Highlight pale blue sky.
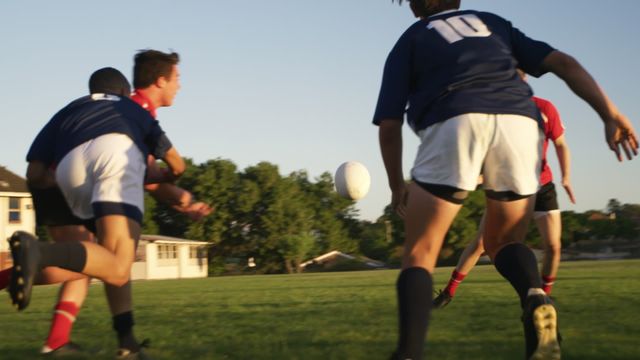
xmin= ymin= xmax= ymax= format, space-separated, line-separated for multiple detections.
xmin=1 ymin=1 xmax=638 ymax=221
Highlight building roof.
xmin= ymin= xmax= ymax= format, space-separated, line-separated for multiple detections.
xmin=0 ymin=166 xmax=29 ymax=193
xmin=300 ymin=250 xmax=387 ymax=270
xmin=140 ymin=234 xmax=209 ymax=245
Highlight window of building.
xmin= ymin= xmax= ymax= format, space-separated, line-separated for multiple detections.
xmin=9 ymin=197 xmax=21 ymax=223
xmin=189 ymin=246 xmax=204 ymax=259
xmin=157 ymin=244 xmax=177 ymax=260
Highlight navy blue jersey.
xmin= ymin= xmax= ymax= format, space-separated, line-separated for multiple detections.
xmin=27 ymin=94 xmax=172 ymax=166
xmin=373 ymin=10 xmax=555 ymax=132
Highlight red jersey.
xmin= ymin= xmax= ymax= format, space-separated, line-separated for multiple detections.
xmin=131 ymin=90 xmax=157 ymax=119
xmin=533 ymin=96 xmax=565 ymax=186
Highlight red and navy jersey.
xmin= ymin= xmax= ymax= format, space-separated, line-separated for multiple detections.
xmin=131 ymin=90 xmax=157 ymax=118
xmin=373 ymin=10 xmax=555 ymax=132
xmin=26 ymin=94 xmax=172 ymax=167
xmin=534 ymin=96 xmax=565 ymax=185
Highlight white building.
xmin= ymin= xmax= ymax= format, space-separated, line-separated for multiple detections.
xmin=0 ymin=166 xmax=35 ymax=270
xmin=132 ymin=234 xmax=209 ymax=280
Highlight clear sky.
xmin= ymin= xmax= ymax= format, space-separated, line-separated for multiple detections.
xmin=1 ymin=1 xmax=638 ymax=221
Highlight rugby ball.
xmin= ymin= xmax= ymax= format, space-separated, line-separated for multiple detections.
xmin=334 ymin=161 xmax=371 ymax=200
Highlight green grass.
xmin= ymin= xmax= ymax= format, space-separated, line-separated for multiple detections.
xmin=1 ymin=260 xmax=639 ymax=359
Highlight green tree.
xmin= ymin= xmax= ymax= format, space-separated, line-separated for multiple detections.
xmin=298 ymin=171 xmax=358 ymax=256
xmin=607 ymin=198 xmax=622 ymax=214
xmin=278 ymin=232 xmax=315 ymax=273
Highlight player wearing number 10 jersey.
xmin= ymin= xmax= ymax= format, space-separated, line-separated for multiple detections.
xmin=376 ymin=1 xmax=638 ymax=359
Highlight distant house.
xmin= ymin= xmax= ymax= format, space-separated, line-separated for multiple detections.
xmin=131 ymin=234 xmax=209 ymax=280
xmin=0 ymin=166 xmax=35 ymax=270
xmin=300 ymin=250 xmax=386 ymax=272
xmin=587 ymin=211 xmax=616 ymax=221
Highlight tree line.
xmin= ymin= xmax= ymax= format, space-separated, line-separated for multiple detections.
xmin=31 ymin=158 xmax=638 ymax=274
xmin=132 ymin=159 xmax=640 ymax=274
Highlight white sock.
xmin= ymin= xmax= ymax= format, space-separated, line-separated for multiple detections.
xmin=527 ymin=288 xmax=546 ymax=297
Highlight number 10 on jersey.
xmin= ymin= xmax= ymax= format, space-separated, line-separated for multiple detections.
xmin=428 ymin=14 xmax=492 ymax=44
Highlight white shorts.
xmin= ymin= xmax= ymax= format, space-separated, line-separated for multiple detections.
xmin=411 ymin=113 xmax=543 ymax=196
xmin=55 ymin=134 xmax=146 ymax=223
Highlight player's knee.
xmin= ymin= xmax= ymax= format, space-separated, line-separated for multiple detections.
xmin=110 ymin=273 xmax=130 ymax=287
xmin=109 ymin=263 xmax=132 ymax=287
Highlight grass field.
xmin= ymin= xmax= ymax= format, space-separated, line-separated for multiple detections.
xmin=1 ymin=259 xmax=639 ymax=359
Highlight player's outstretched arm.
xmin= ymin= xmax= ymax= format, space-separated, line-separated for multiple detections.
xmin=379 ymin=119 xmax=407 ymax=217
xmin=541 ymin=51 xmax=639 ymax=161
xmin=552 ymin=135 xmax=576 ymax=204
xmin=145 ymin=147 xmax=186 ymax=184
xmin=147 ymin=183 xmax=213 ymax=221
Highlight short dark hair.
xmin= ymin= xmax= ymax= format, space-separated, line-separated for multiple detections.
xmin=88 ymin=67 xmax=131 ymax=96
xmin=133 ymin=50 xmax=180 ymax=89
xmin=392 ymin=0 xmax=461 ymax=15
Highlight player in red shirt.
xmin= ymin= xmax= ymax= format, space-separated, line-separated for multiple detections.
xmin=28 ymin=51 xmax=212 ymax=358
xmin=433 ymin=91 xmax=576 ymax=308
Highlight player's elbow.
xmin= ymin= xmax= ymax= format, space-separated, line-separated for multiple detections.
xmin=163 ymin=147 xmax=186 ymax=180
xmin=169 ymin=162 xmax=186 ymax=178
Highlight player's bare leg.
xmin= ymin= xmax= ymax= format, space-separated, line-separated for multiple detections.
xmin=104 ymin=281 xmax=148 ymax=357
xmin=394 ymin=182 xmax=462 ymax=359
xmin=8 ymin=215 xmax=138 ymax=311
xmin=535 ymin=210 xmax=562 ymax=294
xmin=484 ymin=196 xmax=560 ymax=360
xmin=455 ymin=214 xmax=487 ymax=275
xmin=433 ymin=214 xmax=486 ymax=308
xmin=48 ymin=226 xmax=93 ymax=305
xmin=41 ymin=225 xmax=93 ymax=354
xmin=80 ymin=215 xmax=139 ymax=286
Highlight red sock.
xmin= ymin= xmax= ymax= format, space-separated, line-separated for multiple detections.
xmin=44 ymin=301 xmax=79 ymax=351
xmin=542 ymin=275 xmax=556 ymax=295
xmin=0 ymin=267 xmax=12 ymax=290
xmin=444 ymin=270 xmax=467 ymax=297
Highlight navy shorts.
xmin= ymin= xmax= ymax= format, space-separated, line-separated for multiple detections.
xmin=30 ymin=186 xmax=95 ymax=232
xmin=534 ymin=182 xmax=559 ymax=212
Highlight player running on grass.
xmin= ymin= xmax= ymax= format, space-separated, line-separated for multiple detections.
xmin=376 ymin=1 xmax=637 ymax=359
xmin=93 ymin=50 xmax=212 ymax=360
xmin=0 ymin=68 xmax=133 ymax=356
xmin=1 ymin=54 xmax=212 ymax=358
xmin=8 ymin=65 xmax=186 ymax=348
xmin=434 ymin=72 xmax=576 ymax=308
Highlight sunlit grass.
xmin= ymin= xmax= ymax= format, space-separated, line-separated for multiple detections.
xmin=1 ymin=259 xmax=638 ymax=359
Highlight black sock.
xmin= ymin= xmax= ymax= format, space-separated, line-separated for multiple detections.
xmin=396 ymin=267 xmax=433 ymax=360
xmin=493 ymin=243 xmax=543 ymax=307
xmin=39 ymin=242 xmax=87 ymax=273
xmin=113 ymin=311 xmax=139 ymax=351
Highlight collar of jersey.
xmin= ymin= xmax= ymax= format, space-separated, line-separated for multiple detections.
xmin=428 ymin=9 xmax=460 ymax=18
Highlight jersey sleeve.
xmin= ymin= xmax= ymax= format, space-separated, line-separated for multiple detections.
xmin=145 ymin=121 xmax=174 ymax=160
xmin=508 ymin=23 xmax=555 ymax=78
xmin=372 ymin=24 xmax=420 ymax=125
xmin=541 ymin=100 xmax=565 ymax=141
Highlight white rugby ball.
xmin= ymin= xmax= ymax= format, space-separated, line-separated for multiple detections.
xmin=334 ymin=161 xmax=371 ymax=200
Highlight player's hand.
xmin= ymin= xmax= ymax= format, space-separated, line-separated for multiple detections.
xmin=391 ymin=183 xmax=408 ymax=218
xmin=562 ymin=179 xmax=576 ymax=204
xmin=604 ymin=113 xmax=638 ymax=161
xmin=178 ymin=202 xmax=214 ymax=221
